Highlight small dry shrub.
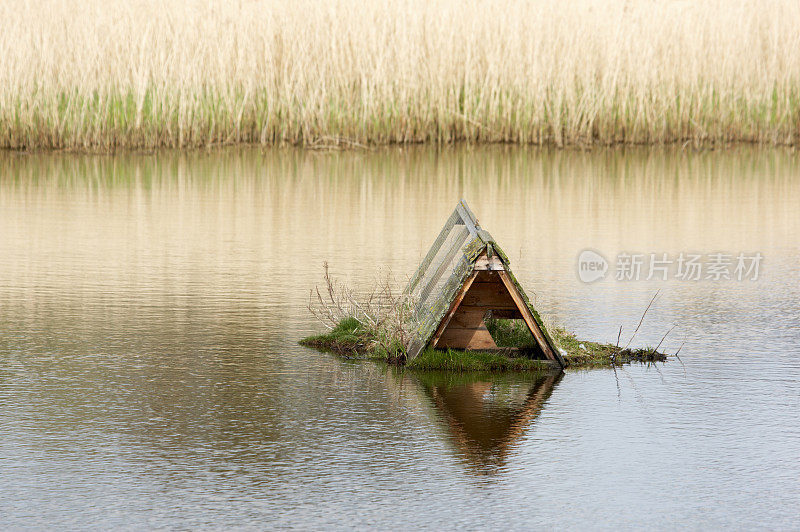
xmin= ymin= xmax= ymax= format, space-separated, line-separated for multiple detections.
xmin=307 ymin=262 xmax=416 ymax=355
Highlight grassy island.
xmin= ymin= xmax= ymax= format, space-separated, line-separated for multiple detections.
xmin=300 ymin=316 xmax=667 ymax=372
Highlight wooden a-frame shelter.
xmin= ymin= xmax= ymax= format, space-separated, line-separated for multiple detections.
xmin=405 ymin=200 xmax=565 ymax=369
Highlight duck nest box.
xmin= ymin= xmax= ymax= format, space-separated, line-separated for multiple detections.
xmin=405 ymin=200 xmax=565 ymax=369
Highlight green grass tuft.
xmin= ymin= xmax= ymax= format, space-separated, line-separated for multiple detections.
xmin=487 ymin=318 xmax=667 ymax=368
xmin=299 ymin=317 xmax=379 ymax=359
xmin=407 ymin=347 xmax=554 ymax=372
xmin=485 ymin=318 xmax=536 ymax=348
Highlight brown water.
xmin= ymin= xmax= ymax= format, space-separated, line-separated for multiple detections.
xmin=1 ymin=147 xmax=799 ymax=529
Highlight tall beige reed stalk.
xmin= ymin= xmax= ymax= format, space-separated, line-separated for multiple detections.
xmin=1 ymin=0 xmax=799 ymax=150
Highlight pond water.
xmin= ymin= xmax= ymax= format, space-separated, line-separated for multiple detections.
xmin=1 ymin=147 xmax=798 ymax=529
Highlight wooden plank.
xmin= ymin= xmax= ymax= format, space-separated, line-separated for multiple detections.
xmin=406 ymin=209 xmax=460 ymax=294
xmin=457 ymin=304 xmax=518 ymax=316
xmin=461 ymin=281 xmax=518 ymax=309
xmin=458 ymin=199 xmax=479 ymax=228
xmin=429 ymin=271 xmax=478 ymax=349
xmin=438 ymin=326 xmax=497 ymax=350
xmin=415 ymin=225 xmax=470 ymax=309
xmin=497 ymin=271 xmax=563 ymax=368
xmin=446 ymin=307 xmax=487 ymax=329
xmin=456 ymin=201 xmax=479 ymax=237
xmin=472 ymin=270 xmax=501 ymax=283
xmin=488 ymin=308 xmax=523 ymax=319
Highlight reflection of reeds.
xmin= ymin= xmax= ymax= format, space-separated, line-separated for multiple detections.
xmin=2 ymin=0 xmax=799 ymax=151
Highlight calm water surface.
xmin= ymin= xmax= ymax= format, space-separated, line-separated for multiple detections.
xmin=1 ymin=147 xmax=799 ymax=529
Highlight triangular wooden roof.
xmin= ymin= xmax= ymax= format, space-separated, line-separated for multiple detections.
xmin=405 ymin=200 xmax=564 ymax=368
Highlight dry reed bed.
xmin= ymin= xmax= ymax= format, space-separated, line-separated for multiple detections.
xmin=2 ymin=0 xmax=800 ymax=150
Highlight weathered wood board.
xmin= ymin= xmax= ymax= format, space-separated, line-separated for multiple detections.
xmin=427 ymin=253 xmax=563 ymax=367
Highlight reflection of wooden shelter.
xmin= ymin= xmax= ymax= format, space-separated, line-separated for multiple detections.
xmin=405 ymin=200 xmax=564 ymax=368
xmin=415 ymin=372 xmax=562 ymax=472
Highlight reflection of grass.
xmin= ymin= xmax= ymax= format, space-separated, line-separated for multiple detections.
xmin=405 ymin=369 xmax=552 ymax=389
xmin=4 ymin=1 xmax=800 ymax=150
xmin=301 ymin=317 xmax=666 ymax=371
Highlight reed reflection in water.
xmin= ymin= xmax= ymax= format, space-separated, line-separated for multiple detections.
xmin=0 ymin=146 xmax=798 ymax=528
